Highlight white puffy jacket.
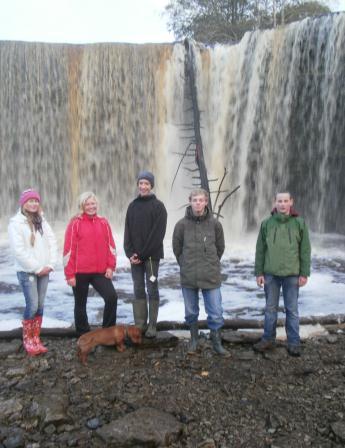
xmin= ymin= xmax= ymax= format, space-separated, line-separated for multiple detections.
xmin=8 ymin=210 xmax=58 ymax=274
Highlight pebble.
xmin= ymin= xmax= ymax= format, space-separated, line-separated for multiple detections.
xmin=44 ymin=424 xmax=56 ymax=435
xmin=3 ymin=434 xmax=24 ymax=448
xmin=198 ymin=439 xmax=216 ymax=448
xmin=327 ymin=335 xmax=338 ymax=344
xmin=86 ymin=418 xmax=101 ymax=430
xmin=5 ymin=368 xmax=26 ymax=378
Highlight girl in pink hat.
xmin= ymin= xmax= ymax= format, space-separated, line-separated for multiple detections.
xmin=8 ymin=189 xmax=58 ymax=356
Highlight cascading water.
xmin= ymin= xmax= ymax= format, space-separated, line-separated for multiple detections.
xmin=0 ymin=42 xmax=186 ymax=228
xmin=195 ymin=13 xmax=345 ymax=235
xmin=1 ymin=13 xmax=344 ymax=236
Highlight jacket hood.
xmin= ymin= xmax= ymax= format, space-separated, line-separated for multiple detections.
xmin=10 ymin=209 xmax=44 ymax=224
xmin=271 ymin=207 xmax=299 ymax=217
xmin=185 ymin=205 xmax=210 ymax=221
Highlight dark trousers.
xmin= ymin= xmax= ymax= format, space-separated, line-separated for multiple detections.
xmin=131 ymin=259 xmax=160 ymax=302
xmin=73 ymin=273 xmax=117 ymax=335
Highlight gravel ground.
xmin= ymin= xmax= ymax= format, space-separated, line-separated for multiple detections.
xmin=1 ymin=330 xmax=345 ymax=447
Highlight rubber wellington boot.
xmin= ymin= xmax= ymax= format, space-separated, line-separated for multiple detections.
xmin=22 ymin=320 xmax=40 ymax=356
xmin=132 ymin=300 xmax=148 ymax=333
xmin=145 ymin=300 xmax=160 ymax=338
xmin=32 ymin=316 xmax=48 ymax=354
xmin=187 ymin=322 xmax=199 ymax=354
xmin=210 ymin=329 xmax=230 ymax=356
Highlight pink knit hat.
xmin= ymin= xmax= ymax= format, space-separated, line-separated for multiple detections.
xmin=19 ymin=189 xmax=41 ymax=206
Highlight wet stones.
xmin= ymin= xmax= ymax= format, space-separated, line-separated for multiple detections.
xmin=0 ymin=399 xmax=23 ymax=419
xmin=96 ymin=407 xmax=183 ymax=446
xmin=32 ymin=393 xmax=69 ymax=426
xmin=0 ymin=333 xmax=345 ymax=446
xmin=0 ymin=341 xmax=22 ymax=358
xmin=86 ymin=418 xmax=101 ymax=430
xmin=331 ymin=421 xmax=345 ymax=443
xmin=2 ymin=432 xmax=25 ymax=448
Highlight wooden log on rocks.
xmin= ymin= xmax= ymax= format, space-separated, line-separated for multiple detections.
xmin=158 ymin=314 xmax=345 ymax=330
xmin=1 ymin=314 xmax=345 ymax=339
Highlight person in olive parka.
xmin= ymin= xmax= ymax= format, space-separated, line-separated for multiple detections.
xmin=254 ymin=191 xmax=311 ymax=357
xmin=124 ymin=171 xmax=167 ymax=338
xmin=173 ymin=188 xmax=228 ymax=356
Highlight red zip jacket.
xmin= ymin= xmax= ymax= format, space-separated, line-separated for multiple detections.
xmin=63 ymin=214 xmax=116 ymax=280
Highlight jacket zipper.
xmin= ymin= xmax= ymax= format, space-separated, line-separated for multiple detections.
xmin=288 ymin=227 xmax=292 ymax=244
xmin=273 ymin=228 xmax=277 ymax=243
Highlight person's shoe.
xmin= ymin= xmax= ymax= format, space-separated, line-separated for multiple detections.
xmin=132 ymin=300 xmax=148 ymax=333
xmin=32 ymin=316 xmax=48 ymax=354
xmin=210 ymin=329 xmax=230 ymax=357
xmin=287 ymin=345 xmax=301 ymax=357
xmin=253 ymin=339 xmax=276 ymax=353
xmin=145 ymin=300 xmax=159 ymax=339
xmin=22 ymin=320 xmax=40 ymax=356
xmin=187 ymin=322 xmax=199 ymax=354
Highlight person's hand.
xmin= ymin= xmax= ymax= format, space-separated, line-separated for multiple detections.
xmin=67 ymin=277 xmax=76 ymax=287
xmin=256 ymin=276 xmax=265 ymax=287
xmin=105 ymin=268 xmax=113 ymax=279
xmin=299 ymin=276 xmax=308 ymax=287
xmin=130 ymin=253 xmax=141 ymax=265
xmin=37 ymin=266 xmax=52 ymax=277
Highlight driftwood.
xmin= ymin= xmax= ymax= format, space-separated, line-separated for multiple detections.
xmin=184 ymin=39 xmax=211 ymax=206
xmin=1 ymin=315 xmax=345 ymax=340
xmin=171 ymin=41 xmax=240 ymax=216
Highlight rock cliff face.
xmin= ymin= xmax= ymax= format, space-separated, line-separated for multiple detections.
xmin=1 ymin=330 xmax=345 ymax=447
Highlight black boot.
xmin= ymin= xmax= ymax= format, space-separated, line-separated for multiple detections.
xmin=132 ymin=300 xmax=148 ymax=333
xmin=145 ymin=300 xmax=159 ymax=338
xmin=210 ymin=329 xmax=229 ymax=356
xmin=188 ymin=322 xmax=199 ymax=354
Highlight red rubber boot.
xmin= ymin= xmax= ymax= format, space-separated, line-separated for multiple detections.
xmin=22 ymin=320 xmax=40 ymax=356
xmin=32 ymin=316 xmax=48 ymax=354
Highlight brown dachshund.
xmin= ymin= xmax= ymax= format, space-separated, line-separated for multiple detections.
xmin=77 ymin=325 xmax=142 ymax=365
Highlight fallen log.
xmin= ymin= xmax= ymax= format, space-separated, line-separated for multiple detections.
xmin=0 ymin=315 xmax=344 ymax=339
xmin=158 ymin=314 xmax=345 ymax=330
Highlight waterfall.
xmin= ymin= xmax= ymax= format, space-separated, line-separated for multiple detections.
xmin=0 ymin=42 xmax=187 ymax=229
xmin=196 ymin=13 xmax=345 ymax=235
xmin=1 ymin=13 xmax=344 ymax=235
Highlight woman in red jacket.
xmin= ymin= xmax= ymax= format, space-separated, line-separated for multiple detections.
xmin=63 ymin=192 xmax=117 ymax=336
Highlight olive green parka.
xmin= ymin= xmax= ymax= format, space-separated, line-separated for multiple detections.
xmin=255 ymin=211 xmax=311 ymax=277
xmin=172 ymin=206 xmax=225 ymax=289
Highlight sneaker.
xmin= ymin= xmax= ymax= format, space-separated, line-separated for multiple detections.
xmin=287 ymin=345 xmax=301 ymax=357
xmin=253 ymin=339 xmax=276 ymax=353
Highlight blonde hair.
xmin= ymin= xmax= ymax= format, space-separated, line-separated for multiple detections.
xmin=189 ymin=188 xmax=209 ymax=202
xmin=78 ymin=192 xmax=98 ymax=212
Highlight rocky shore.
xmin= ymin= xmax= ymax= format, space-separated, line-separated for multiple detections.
xmin=1 ymin=328 xmax=345 ymax=447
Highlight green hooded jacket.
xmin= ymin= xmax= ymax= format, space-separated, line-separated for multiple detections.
xmin=173 ymin=206 xmax=225 ymax=289
xmin=255 ymin=212 xmax=311 ymax=277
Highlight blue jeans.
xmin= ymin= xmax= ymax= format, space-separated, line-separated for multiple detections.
xmin=182 ymin=287 xmax=224 ymax=331
xmin=263 ymin=274 xmax=300 ymax=346
xmin=17 ymin=272 xmax=49 ymax=320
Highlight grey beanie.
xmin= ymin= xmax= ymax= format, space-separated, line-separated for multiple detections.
xmin=137 ymin=170 xmax=154 ymax=188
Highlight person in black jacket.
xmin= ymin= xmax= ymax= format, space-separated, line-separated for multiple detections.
xmin=124 ymin=171 xmax=167 ymax=338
